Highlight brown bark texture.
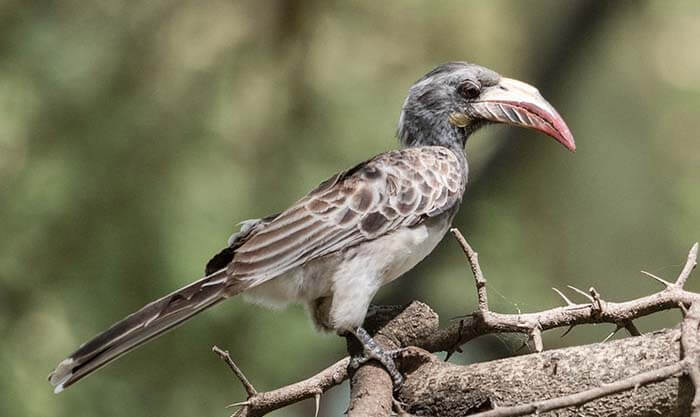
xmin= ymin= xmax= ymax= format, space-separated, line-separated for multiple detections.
xmin=399 ymin=327 xmax=690 ymax=417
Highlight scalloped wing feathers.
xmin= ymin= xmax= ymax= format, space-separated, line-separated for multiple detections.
xmin=228 ymin=146 xmax=466 ymax=286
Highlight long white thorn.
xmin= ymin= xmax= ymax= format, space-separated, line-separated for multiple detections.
xmin=640 ymin=270 xmax=673 ymax=288
xmin=314 ymin=392 xmax=321 ymax=417
xmin=225 ymin=401 xmax=250 ymax=409
xmin=552 ymin=287 xmax=575 ymax=306
xmin=566 ymin=285 xmax=594 ymax=302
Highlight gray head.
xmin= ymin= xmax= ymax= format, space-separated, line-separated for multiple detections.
xmin=397 ymin=62 xmax=575 ymax=152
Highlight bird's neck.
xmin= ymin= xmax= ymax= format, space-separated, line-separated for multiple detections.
xmin=397 ymin=110 xmax=468 ymax=157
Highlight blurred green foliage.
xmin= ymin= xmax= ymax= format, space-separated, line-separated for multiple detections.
xmin=1 ymin=1 xmax=699 ymax=416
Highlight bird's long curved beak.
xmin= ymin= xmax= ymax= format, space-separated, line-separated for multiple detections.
xmin=471 ymin=77 xmax=576 ymax=152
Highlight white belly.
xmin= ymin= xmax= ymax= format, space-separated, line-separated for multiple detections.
xmin=323 ymin=215 xmax=451 ymax=329
xmin=360 ymin=217 xmax=451 ymax=286
xmin=243 ymin=213 xmax=453 ymax=330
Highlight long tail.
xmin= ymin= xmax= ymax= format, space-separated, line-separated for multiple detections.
xmin=48 ymin=269 xmax=244 ymax=393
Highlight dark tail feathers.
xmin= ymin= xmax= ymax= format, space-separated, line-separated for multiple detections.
xmin=48 ymin=269 xmax=243 ymax=393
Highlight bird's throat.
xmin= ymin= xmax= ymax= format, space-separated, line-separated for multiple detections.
xmin=398 ymin=111 xmax=467 ymax=154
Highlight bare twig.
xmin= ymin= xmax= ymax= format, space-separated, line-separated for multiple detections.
xmin=213 ymin=346 xmax=257 ymax=397
xmin=677 ymin=242 xmax=699 ymax=288
xmin=215 ymin=355 xmax=349 ymax=417
xmin=450 ymin=228 xmax=488 ymax=313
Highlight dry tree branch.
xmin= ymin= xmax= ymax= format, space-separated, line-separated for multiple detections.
xmin=212 ymin=348 xmax=348 ymax=417
xmin=408 ymin=234 xmax=700 ymax=416
xmin=418 ymin=239 xmax=699 ymax=355
xmin=461 ymin=354 xmax=687 ymax=417
xmin=464 ymin=305 xmax=700 ymax=417
xmin=450 ymin=228 xmax=488 ymax=313
xmin=399 ymin=326 xmax=691 ymax=416
xmin=213 ymin=238 xmax=699 ymax=416
xmin=212 ymin=346 xmax=257 ymax=398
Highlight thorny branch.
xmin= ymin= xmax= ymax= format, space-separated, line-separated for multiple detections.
xmin=464 ymin=303 xmax=700 ymax=417
xmin=421 ymin=240 xmax=700 ymax=356
xmin=214 ymin=350 xmax=348 ymax=417
xmin=212 ymin=346 xmax=257 ymax=397
xmin=212 ymin=235 xmax=698 ymax=416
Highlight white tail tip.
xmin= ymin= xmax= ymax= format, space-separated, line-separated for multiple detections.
xmin=48 ymin=357 xmax=75 ymax=394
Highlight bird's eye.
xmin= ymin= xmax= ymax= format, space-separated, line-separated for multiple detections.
xmin=459 ymin=80 xmax=481 ymax=99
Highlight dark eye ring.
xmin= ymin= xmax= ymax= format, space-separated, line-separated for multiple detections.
xmin=459 ymin=80 xmax=481 ymax=99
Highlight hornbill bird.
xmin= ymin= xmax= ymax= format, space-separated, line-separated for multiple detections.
xmin=49 ymin=62 xmax=575 ymax=393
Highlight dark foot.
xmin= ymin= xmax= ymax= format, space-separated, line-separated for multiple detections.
xmin=347 ymin=327 xmax=406 ymax=388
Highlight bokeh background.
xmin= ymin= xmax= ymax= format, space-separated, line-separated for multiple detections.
xmin=1 ymin=1 xmax=699 ymax=416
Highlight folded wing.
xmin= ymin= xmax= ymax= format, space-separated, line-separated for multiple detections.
xmin=228 ymin=146 xmax=466 ymax=287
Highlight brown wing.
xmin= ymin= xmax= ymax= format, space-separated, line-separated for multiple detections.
xmin=228 ymin=146 xmax=466 ymax=286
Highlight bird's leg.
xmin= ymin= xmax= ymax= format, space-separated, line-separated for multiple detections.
xmin=346 ymin=327 xmax=406 ymax=388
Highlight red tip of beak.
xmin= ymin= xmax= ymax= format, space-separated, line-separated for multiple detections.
xmin=471 ymin=77 xmax=576 ymax=152
xmin=515 ymin=101 xmax=576 ymax=152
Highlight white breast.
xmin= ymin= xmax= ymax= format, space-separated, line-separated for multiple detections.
xmin=313 ymin=214 xmax=453 ymax=330
xmin=242 ymin=213 xmax=453 ymax=330
xmin=366 ymin=217 xmax=450 ymax=285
